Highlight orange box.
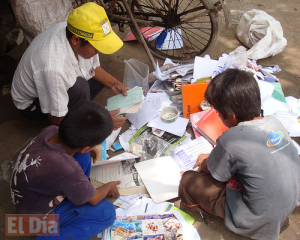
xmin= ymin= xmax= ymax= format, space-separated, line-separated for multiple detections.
xmin=182 ymin=82 xmax=209 ymax=119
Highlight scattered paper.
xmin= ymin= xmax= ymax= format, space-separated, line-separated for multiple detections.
xmin=145 ymin=92 xmax=173 ymax=111
xmin=193 ymin=55 xmax=218 ymax=80
xmin=256 ymin=79 xmax=275 ymax=103
xmin=113 ymin=194 xmax=143 ymax=209
xmin=91 ymin=152 xmax=139 ymax=167
xmin=106 ymin=127 xmax=121 ymax=149
xmin=147 ymin=115 xmax=189 ymax=137
xmin=153 ymin=62 xmax=193 ymax=80
xmin=286 ymin=96 xmax=300 ymax=116
xmin=126 ymin=100 xmax=159 ymax=129
xmin=262 ymin=95 xmax=289 ymax=116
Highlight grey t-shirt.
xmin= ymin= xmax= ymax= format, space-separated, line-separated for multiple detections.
xmin=207 ymin=116 xmax=300 ymax=240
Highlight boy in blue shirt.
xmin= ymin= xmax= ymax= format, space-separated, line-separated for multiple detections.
xmin=11 ymin=101 xmax=120 ymax=239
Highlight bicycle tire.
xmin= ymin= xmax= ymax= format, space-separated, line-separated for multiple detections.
xmin=129 ymin=0 xmax=220 ymax=62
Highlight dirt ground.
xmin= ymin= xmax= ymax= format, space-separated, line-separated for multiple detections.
xmin=0 ymin=0 xmax=300 ymax=239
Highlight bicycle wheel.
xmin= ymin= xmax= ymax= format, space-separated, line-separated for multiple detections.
xmin=129 ymin=0 xmax=220 ymax=62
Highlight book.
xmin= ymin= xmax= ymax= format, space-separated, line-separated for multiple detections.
xmin=189 ymin=110 xmax=208 ymax=138
xmin=194 ymin=108 xmax=229 ymax=146
xmin=182 ymin=82 xmax=209 ymax=118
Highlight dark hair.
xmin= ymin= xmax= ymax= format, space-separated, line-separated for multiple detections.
xmin=204 ymin=69 xmax=261 ymax=121
xmin=66 ymin=27 xmax=89 ymax=47
xmin=59 ymin=101 xmax=113 ymax=149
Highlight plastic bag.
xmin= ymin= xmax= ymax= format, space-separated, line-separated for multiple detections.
xmin=236 ymin=9 xmax=287 ymax=60
xmin=123 ymin=59 xmax=149 ymax=94
xmin=225 ymin=46 xmax=248 ymax=69
xmin=128 ymin=130 xmax=172 ymax=158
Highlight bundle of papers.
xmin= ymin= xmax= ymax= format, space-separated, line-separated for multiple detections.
xmin=107 ymin=86 xmax=144 ymax=114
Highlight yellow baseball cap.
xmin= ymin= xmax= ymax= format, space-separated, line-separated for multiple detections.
xmin=67 ymin=2 xmax=123 ymax=54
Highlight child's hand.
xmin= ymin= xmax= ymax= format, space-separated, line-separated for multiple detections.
xmin=89 ymin=147 xmax=99 ymax=163
xmin=193 ymin=154 xmax=210 ymax=170
xmin=109 ymin=109 xmax=128 ymax=130
xmin=107 ymin=180 xmax=122 ymax=198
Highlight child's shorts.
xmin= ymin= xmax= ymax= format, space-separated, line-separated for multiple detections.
xmin=179 ymin=170 xmax=226 ymax=218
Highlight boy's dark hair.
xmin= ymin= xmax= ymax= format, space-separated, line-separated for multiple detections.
xmin=66 ymin=27 xmax=89 ymax=47
xmin=205 ymin=69 xmax=261 ymax=122
xmin=59 ymin=101 xmax=113 ymax=149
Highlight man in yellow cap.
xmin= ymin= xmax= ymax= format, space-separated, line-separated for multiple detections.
xmin=11 ymin=2 xmax=129 ymax=129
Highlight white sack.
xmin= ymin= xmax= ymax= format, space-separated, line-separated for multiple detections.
xmin=10 ymin=0 xmax=73 ymax=43
xmin=236 ymin=9 xmax=287 ymax=60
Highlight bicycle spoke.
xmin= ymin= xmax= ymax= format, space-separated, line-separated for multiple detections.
xmin=130 ymin=0 xmax=219 ymax=61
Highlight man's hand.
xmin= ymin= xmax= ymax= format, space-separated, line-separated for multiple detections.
xmin=111 ymin=81 xmax=130 ymax=96
xmin=107 ymin=181 xmax=121 ymax=198
xmin=89 ymin=147 xmax=99 ymax=163
xmin=193 ymin=154 xmax=210 ymax=171
xmin=109 ymin=109 xmax=127 ymax=130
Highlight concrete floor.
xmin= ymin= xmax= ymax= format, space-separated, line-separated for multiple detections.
xmin=1 ymin=0 xmax=300 ymax=239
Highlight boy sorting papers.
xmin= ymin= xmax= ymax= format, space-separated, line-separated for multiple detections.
xmin=10 ymin=101 xmax=121 ymax=239
xmin=179 ymin=69 xmax=300 ymax=240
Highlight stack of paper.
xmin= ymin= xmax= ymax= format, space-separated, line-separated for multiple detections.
xmin=107 ymin=86 xmax=144 ymax=114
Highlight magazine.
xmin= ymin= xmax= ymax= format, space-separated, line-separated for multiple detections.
xmin=111 ymin=214 xmax=183 ymax=240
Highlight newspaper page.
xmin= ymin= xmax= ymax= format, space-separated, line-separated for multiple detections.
xmin=111 ymin=214 xmax=183 ymax=240
xmin=90 ymin=159 xmax=144 ymax=188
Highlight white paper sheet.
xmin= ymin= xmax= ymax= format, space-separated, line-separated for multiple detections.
xmin=147 ymin=116 xmax=189 ymax=137
xmin=91 ymin=153 xmax=139 ymax=167
xmin=288 ymin=123 xmax=300 ymax=137
xmin=135 ymin=156 xmax=182 ymax=203
xmin=172 ymin=136 xmax=213 ymax=171
xmin=286 ymin=96 xmax=300 ymax=116
xmin=193 ymin=56 xmax=218 ymax=80
xmin=113 ymin=194 xmax=143 ymax=209
xmin=262 ymin=95 xmax=290 ymax=116
xmin=106 ymin=127 xmax=121 ymax=149
xmin=119 ymin=125 xmax=138 ymax=151
xmin=126 ymin=100 xmax=159 ymax=129
xmin=90 ymin=159 xmax=144 ymax=188
xmin=145 ymin=92 xmax=173 ymax=111
xmin=153 ymin=62 xmax=193 ymax=80
xmin=256 ymin=79 xmax=275 ymax=103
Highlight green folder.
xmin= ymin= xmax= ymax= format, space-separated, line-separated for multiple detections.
xmin=271 ymin=82 xmax=286 ymax=103
xmin=163 ymin=203 xmax=195 ymax=225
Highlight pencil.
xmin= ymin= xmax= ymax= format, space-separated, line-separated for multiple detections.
xmin=199 ymin=211 xmax=208 ymax=225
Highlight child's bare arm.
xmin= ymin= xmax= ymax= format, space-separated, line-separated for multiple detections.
xmin=88 ymin=180 xmax=121 ymax=206
xmin=193 ymin=154 xmax=210 ymax=170
xmin=198 ymin=159 xmax=210 ymax=173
